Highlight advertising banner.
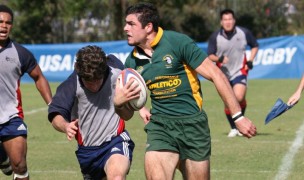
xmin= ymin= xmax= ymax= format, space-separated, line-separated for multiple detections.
xmin=22 ymin=35 xmax=304 ymax=82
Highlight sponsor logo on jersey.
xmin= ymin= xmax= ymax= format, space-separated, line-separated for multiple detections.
xmin=5 ymin=56 xmax=16 ymax=63
xmin=148 ymin=75 xmax=182 ymax=98
xmin=163 ymin=55 xmax=173 ymax=68
xmin=149 ymin=78 xmax=181 ymax=91
xmin=136 ymin=66 xmax=144 ymax=74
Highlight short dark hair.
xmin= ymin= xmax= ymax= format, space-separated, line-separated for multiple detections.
xmin=0 ymin=5 xmax=14 ymax=22
xmin=125 ymin=2 xmax=159 ymax=31
xmin=220 ymin=9 xmax=235 ymax=19
xmin=75 ymin=45 xmax=108 ymax=81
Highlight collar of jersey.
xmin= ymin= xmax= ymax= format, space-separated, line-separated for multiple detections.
xmin=220 ymin=26 xmax=237 ymax=40
xmin=133 ymin=27 xmax=163 ymax=59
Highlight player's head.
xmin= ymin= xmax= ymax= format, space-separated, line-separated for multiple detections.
xmin=125 ymin=2 xmax=159 ymax=32
xmin=0 ymin=5 xmax=14 ymax=43
xmin=220 ymin=9 xmax=235 ymax=20
xmin=220 ymin=9 xmax=236 ymax=31
xmin=75 ymin=45 xmax=108 ymax=82
xmin=0 ymin=5 xmax=14 ymax=22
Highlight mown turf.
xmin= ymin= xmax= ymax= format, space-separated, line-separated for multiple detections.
xmin=1 ymin=79 xmax=303 ymax=180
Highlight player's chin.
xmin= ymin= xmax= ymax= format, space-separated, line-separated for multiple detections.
xmin=127 ymin=40 xmax=139 ymax=46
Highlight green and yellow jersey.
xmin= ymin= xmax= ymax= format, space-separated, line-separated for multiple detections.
xmin=125 ymin=28 xmax=207 ymax=116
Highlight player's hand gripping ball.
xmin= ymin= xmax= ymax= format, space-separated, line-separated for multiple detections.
xmin=118 ymin=68 xmax=148 ymax=110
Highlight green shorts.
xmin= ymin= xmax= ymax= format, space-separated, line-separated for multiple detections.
xmin=144 ymin=110 xmax=211 ymax=161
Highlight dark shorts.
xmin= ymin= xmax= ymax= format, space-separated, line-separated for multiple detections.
xmin=230 ymin=74 xmax=247 ymax=86
xmin=0 ymin=117 xmax=27 ymax=141
xmin=144 ymin=110 xmax=211 ymax=161
xmin=75 ymin=130 xmax=135 ymax=180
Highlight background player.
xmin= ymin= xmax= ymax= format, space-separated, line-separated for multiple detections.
xmin=0 ymin=4 xmax=52 ymax=179
xmin=207 ymin=9 xmax=259 ymax=137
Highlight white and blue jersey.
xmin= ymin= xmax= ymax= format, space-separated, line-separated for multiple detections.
xmin=48 ymin=55 xmax=134 ymax=179
xmin=207 ymin=26 xmax=258 ymax=81
xmin=48 ymin=55 xmax=128 ymax=147
xmin=0 ymin=39 xmax=38 ymax=124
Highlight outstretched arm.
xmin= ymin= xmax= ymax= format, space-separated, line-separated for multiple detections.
xmin=29 ymin=65 xmax=52 ymax=105
xmin=195 ymin=58 xmax=257 ymax=138
xmin=288 ymin=74 xmax=304 ymax=106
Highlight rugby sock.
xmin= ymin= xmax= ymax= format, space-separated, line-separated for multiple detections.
xmin=13 ymin=171 xmax=29 ymax=179
xmin=225 ymin=108 xmax=236 ymax=129
xmin=240 ymin=99 xmax=247 ymax=115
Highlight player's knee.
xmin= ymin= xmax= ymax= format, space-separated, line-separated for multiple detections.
xmin=106 ymin=167 xmax=128 ymax=180
xmin=107 ymin=174 xmax=126 ymax=180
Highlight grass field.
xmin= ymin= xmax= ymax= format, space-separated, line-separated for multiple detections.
xmin=1 ymin=79 xmax=304 ymax=180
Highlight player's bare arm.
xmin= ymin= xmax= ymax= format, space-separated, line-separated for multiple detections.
xmin=195 ymin=58 xmax=257 ymax=138
xmin=51 ymin=115 xmax=78 ymax=141
xmin=208 ymin=54 xmax=229 ymax=64
xmin=288 ymin=74 xmax=304 ymax=105
xmin=29 ymin=65 xmax=52 ymax=105
xmin=139 ymin=107 xmax=151 ymax=124
xmin=249 ymin=47 xmax=259 ymax=62
xmin=246 ymin=47 xmax=259 ymax=70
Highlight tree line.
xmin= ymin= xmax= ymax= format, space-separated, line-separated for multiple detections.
xmin=4 ymin=0 xmax=304 ymax=44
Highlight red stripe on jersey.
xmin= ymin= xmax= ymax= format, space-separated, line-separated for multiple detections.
xmin=240 ymin=53 xmax=248 ymax=75
xmin=116 ymin=118 xmax=125 ymax=135
xmin=74 ymin=119 xmax=83 ymax=145
xmin=16 ymin=80 xmax=24 ymax=119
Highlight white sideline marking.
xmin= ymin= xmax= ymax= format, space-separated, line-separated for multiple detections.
xmin=24 ymin=107 xmax=47 ymax=115
xmin=24 ymin=108 xmax=79 ymax=175
xmin=274 ymin=121 xmax=304 ymax=180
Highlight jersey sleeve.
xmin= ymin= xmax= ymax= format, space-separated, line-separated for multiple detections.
xmin=179 ymin=34 xmax=207 ymax=70
xmin=240 ymin=27 xmax=259 ymax=48
xmin=207 ymin=31 xmax=219 ymax=55
xmin=107 ymin=54 xmax=124 ymax=70
xmin=48 ymin=71 xmax=77 ymax=122
xmin=14 ymin=43 xmax=38 ymax=76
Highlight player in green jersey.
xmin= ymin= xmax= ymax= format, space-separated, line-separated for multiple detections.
xmin=114 ymin=2 xmax=257 ymax=180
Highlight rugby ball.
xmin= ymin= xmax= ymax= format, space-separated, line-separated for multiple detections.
xmin=118 ymin=68 xmax=148 ymax=110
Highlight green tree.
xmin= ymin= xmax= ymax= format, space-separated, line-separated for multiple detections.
xmin=8 ymin=0 xmax=56 ymax=44
xmin=5 ymin=0 xmax=304 ymax=44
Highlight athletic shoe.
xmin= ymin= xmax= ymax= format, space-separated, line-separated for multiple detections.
xmin=227 ymin=129 xmax=243 ymax=137
xmin=0 ymin=158 xmax=13 ymax=176
xmin=237 ymin=130 xmax=243 ymax=137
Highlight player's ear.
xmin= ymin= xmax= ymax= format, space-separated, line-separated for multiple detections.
xmin=145 ymin=22 xmax=153 ymax=33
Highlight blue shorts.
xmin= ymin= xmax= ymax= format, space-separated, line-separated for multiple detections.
xmin=0 ymin=117 xmax=27 ymax=141
xmin=75 ymin=130 xmax=135 ymax=180
xmin=230 ymin=74 xmax=247 ymax=87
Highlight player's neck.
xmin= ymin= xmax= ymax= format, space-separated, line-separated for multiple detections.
xmin=138 ymin=32 xmax=157 ymax=57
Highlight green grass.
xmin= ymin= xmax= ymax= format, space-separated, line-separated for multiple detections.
xmin=1 ymin=79 xmax=304 ymax=180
